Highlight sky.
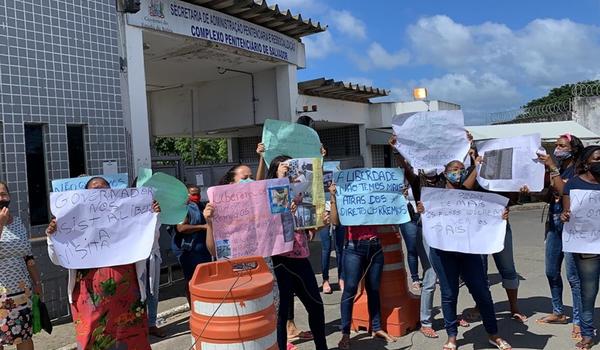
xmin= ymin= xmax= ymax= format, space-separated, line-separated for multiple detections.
xmin=274 ymin=0 xmax=600 ymax=125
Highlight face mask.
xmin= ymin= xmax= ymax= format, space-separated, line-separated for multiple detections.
xmin=445 ymin=170 xmax=465 ymax=184
xmin=0 ymin=200 xmax=9 ymax=209
xmin=553 ymin=148 xmax=572 ymax=161
xmin=188 ymin=194 xmax=201 ymax=203
xmin=588 ymin=162 xmax=600 ymax=176
xmin=239 ymin=178 xmax=255 ymax=184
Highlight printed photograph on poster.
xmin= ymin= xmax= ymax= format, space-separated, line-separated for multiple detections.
xmin=216 ymin=239 xmax=232 ymax=259
xmin=287 ymin=158 xmax=325 ymax=229
xmin=480 ymin=148 xmax=513 ymax=180
xmin=323 ymin=161 xmax=341 ymax=193
xmin=268 ymin=185 xmax=290 ymax=214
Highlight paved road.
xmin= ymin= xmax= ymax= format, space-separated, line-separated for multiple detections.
xmin=150 ymin=207 xmax=589 ymax=350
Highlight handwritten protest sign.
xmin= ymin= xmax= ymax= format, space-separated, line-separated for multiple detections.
xmin=52 ymin=173 xmax=128 ymax=192
xmin=207 ymin=178 xmax=294 ymax=259
xmin=563 ymin=190 xmax=600 ymax=254
xmin=392 ymin=110 xmax=470 ymax=172
xmin=262 ymin=119 xmax=322 ymax=166
xmin=287 ymin=158 xmax=325 ymax=229
xmin=49 ymin=188 xmax=158 ymax=269
xmin=421 ymin=187 xmax=509 ymax=254
xmin=477 ymin=134 xmax=545 ymax=192
xmin=334 ymin=168 xmax=410 ymax=226
xmin=143 ymin=172 xmax=188 ymax=225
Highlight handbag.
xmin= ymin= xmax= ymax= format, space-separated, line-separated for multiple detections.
xmin=32 ymin=294 xmax=53 ymax=335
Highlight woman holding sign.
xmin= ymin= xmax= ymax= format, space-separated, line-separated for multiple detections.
xmin=265 ymin=156 xmax=328 ymax=350
xmin=537 ymin=133 xmax=584 ymax=339
xmin=0 ymin=181 xmax=42 ymax=350
xmin=328 ymin=183 xmax=399 ymax=349
xmin=561 ymin=145 xmax=600 ymax=350
xmin=416 ymin=160 xmax=513 ymax=350
xmin=46 ymin=177 xmax=160 ymax=350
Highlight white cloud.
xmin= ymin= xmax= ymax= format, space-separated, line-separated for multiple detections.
xmin=407 ymin=15 xmax=600 ymax=89
xmin=329 ymin=10 xmax=367 ymax=40
xmin=353 ymin=42 xmax=410 ymax=71
xmin=303 ymin=31 xmax=338 ymax=59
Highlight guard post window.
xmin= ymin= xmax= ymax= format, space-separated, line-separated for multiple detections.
xmin=67 ymin=125 xmax=87 ymax=177
xmin=24 ymin=124 xmax=49 ymax=226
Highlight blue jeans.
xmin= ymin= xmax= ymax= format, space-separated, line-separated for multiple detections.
xmin=146 ymin=254 xmax=161 ymax=327
xmin=340 ymin=239 xmax=385 ymax=334
xmin=320 ymin=224 xmax=345 ymax=281
xmin=400 ymin=219 xmax=420 ymax=282
xmin=545 ymin=219 xmax=581 ymax=324
xmin=429 ymin=248 xmax=498 ymax=337
xmin=418 ymin=227 xmax=436 ymax=327
xmin=482 ymin=223 xmax=519 ymax=289
xmin=574 ymin=254 xmax=600 ymax=338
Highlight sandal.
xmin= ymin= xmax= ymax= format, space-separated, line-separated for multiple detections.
xmin=489 ymin=338 xmax=512 ymax=350
xmin=576 ymin=340 xmax=594 ymax=350
xmin=411 ymin=281 xmax=422 ymax=293
xmin=288 ymin=330 xmax=313 ymax=341
xmin=286 ymin=343 xmax=298 ymax=350
xmin=443 ymin=342 xmax=457 ymax=350
xmin=322 ymin=283 xmax=333 ymax=294
xmin=420 ymin=326 xmax=439 ymax=338
xmin=338 ymin=335 xmax=350 ymax=350
xmin=511 ymin=313 xmax=528 ymax=323
xmin=536 ymin=314 xmax=569 ymax=324
xmin=572 ymin=328 xmax=583 ymax=341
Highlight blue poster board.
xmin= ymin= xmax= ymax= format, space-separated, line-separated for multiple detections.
xmin=334 ymin=168 xmax=410 ymax=226
xmin=51 ymin=173 xmax=129 ymax=192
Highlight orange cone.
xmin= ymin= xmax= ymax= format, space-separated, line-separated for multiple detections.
xmin=351 ymin=226 xmax=420 ymax=336
xmin=189 ymin=256 xmax=277 ymax=350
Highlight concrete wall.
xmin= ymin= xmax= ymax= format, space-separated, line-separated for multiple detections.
xmin=149 ymin=68 xmax=280 ymax=136
xmin=297 ymin=95 xmax=371 ymax=126
xmin=574 ymin=96 xmax=600 ymax=138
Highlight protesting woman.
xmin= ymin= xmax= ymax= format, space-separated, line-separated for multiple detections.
xmin=561 ymin=145 xmax=600 ymax=350
xmin=416 ymin=160 xmax=513 ymax=350
xmin=46 ymin=176 xmax=160 ymax=349
xmin=329 ymin=182 xmax=398 ymax=349
xmin=0 ymin=181 xmax=41 ymax=350
xmin=537 ymin=134 xmax=584 ymax=339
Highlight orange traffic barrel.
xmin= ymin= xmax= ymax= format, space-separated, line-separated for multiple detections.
xmin=351 ymin=225 xmax=420 ymax=336
xmin=189 ymin=256 xmax=277 ymax=350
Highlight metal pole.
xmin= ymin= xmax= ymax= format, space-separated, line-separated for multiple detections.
xmin=190 ymin=89 xmax=196 ymax=166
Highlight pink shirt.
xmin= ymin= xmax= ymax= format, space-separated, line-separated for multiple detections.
xmin=280 ymin=231 xmax=310 ymax=259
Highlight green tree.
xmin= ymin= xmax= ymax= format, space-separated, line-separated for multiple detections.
xmin=154 ymin=137 xmax=228 ymax=164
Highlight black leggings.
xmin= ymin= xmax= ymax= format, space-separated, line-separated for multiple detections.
xmin=272 ymin=255 xmax=327 ymax=350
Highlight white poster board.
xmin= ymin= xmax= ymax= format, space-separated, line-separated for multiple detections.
xmin=563 ymin=190 xmax=600 ymax=254
xmin=476 ymin=134 xmax=545 ymax=192
xmin=421 ymin=187 xmax=509 ymax=254
xmin=392 ymin=110 xmax=470 ymax=172
xmin=49 ymin=188 xmax=158 ymax=269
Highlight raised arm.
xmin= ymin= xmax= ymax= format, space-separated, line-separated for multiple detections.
xmin=328 ymin=183 xmax=340 ymax=226
xmin=256 ymin=143 xmax=267 ymax=180
xmin=202 ymin=203 xmax=216 ymax=257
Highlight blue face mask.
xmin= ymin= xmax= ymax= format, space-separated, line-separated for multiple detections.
xmin=239 ymin=178 xmax=254 ymax=184
xmin=445 ymin=170 xmax=465 ymax=184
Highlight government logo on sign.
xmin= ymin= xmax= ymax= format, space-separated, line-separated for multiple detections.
xmin=149 ymin=0 xmax=165 ymax=18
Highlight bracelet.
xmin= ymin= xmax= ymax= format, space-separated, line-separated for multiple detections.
xmin=547 ymin=166 xmax=559 ymax=173
xmin=549 ymin=171 xmax=560 ymax=178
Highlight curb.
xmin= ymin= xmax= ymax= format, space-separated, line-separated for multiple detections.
xmin=54 ymin=303 xmax=190 ymax=350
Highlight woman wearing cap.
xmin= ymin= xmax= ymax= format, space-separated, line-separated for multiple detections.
xmin=537 ymin=134 xmax=584 ymax=340
xmin=560 ymin=145 xmax=600 ymax=350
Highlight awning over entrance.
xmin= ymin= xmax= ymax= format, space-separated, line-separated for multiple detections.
xmin=181 ymin=0 xmax=326 ymax=39
xmin=299 ymin=78 xmax=389 ymax=103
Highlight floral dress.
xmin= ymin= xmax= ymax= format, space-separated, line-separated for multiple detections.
xmin=0 ymin=217 xmax=34 ymax=345
xmin=71 ymin=264 xmax=150 ymax=350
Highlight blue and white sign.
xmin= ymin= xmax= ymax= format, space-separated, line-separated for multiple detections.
xmin=51 ymin=174 xmax=129 ymax=192
xmin=334 ymin=168 xmax=410 ymax=226
xmin=128 ymin=0 xmax=301 ymax=65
